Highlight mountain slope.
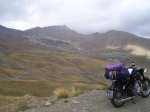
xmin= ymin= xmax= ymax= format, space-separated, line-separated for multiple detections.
xmin=24 ymin=25 xmax=84 ymax=42
xmin=0 ymin=24 xmax=150 ymax=97
xmin=23 ymin=26 xmax=150 ymax=59
xmin=78 ymin=30 xmax=150 ymax=64
xmin=23 ymin=25 xmax=85 ymax=51
xmin=0 ymin=25 xmax=46 ymax=54
xmin=0 ymin=25 xmax=109 ymax=97
xmin=80 ymin=30 xmax=150 ymax=53
xmin=0 ymin=49 xmax=109 ymax=97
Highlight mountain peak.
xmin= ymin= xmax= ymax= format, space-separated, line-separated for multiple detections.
xmin=0 ymin=24 xmax=5 ymax=28
xmin=106 ymin=30 xmax=138 ymax=38
xmin=45 ymin=25 xmax=70 ymax=30
xmin=106 ymin=30 xmax=125 ymax=34
xmin=107 ymin=29 xmax=117 ymax=32
xmin=34 ymin=26 xmax=41 ymax=29
xmin=0 ymin=25 xmax=7 ymax=30
xmin=0 ymin=24 xmax=22 ymax=33
xmin=25 ymin=25 xmax=70 ymax=32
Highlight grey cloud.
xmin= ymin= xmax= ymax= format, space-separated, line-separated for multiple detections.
xmin=0 ymin=0 xmax=29 ymax=21
xmin=0 ymin=0 xmax=150 ymax=38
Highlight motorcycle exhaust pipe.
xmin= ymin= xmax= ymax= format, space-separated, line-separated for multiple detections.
xmin=117 ymin=96 xmax=137 ymax=103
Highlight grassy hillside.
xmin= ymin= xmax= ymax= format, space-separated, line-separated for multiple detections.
xmin=0 ymin=49 xmax=149 ymax=97
xmin=0 ymin=50 xmax=108 ymax=97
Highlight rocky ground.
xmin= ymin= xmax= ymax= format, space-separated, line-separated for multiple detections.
xmin=24 ymin=90 xmax=150 ymax=112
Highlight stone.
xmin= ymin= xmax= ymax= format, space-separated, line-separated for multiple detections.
xmin=71 ymin=100 xmax=80 ymax=104
xmin=45 ymin=101 xmax=51 ymax=106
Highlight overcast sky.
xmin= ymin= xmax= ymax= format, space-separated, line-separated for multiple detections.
xmin=0 ymin=0 xmax=150 ymax=38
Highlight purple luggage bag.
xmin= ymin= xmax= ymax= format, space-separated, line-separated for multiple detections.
xmin=104 ymin=63 xmax=125 ymax=79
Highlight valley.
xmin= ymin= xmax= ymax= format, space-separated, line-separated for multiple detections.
xmin=0 ymin=24 xmax=150 ymax=111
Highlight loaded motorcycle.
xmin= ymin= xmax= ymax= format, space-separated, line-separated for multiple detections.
xmin=104 ymin=62 xmax=150 ymax=108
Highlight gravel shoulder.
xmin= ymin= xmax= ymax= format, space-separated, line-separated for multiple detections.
xmin=24 ymin=90 xmax=150 ymax=112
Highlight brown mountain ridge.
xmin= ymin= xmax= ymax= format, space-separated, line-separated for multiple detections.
xmin=0 ymin=24 xmax=149 ymax=97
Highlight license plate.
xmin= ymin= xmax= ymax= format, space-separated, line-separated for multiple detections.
xmin=106 ymin=90 xmax=113 ymax=99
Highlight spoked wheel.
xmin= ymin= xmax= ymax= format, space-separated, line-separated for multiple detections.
xmin=141 ymin=78 xmax=150 ymax=98
xmin=111 ymin=90 xmax=125 ymax=108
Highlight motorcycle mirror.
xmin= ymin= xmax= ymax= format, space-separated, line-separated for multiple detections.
xmin=144 ymin=69 xmax=147 ymax=73
xmin=131 ymin=62 xmax=135 ymax=67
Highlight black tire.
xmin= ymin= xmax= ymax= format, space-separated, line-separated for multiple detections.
xmin=141 ymin=78 xmax=150 ymax=98
xmin=111 ymin=90 xmax=125 ymax=108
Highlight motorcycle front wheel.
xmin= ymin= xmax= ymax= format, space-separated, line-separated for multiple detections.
xmin=111 ymin=90 xmax=125 ymax=108
xmin=141 ymin=78 xmax=150 ymax=98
